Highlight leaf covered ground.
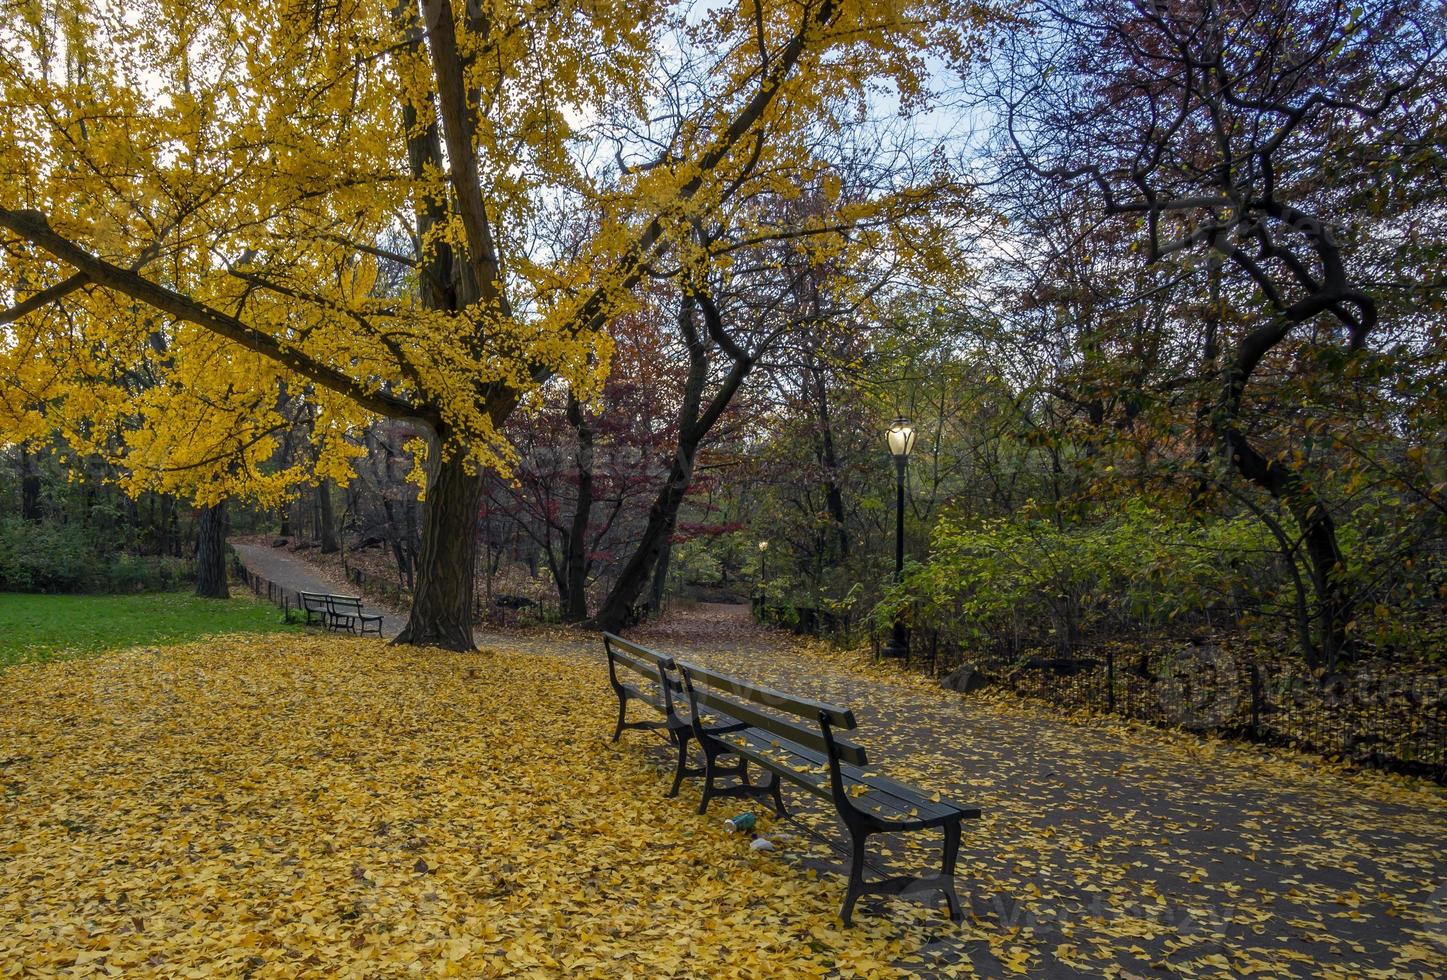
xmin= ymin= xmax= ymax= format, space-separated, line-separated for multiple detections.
xmin=1 ymin=633 xmax=1443 ymax=978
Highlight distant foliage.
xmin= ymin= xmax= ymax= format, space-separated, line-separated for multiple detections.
xmin=0 ymin=518 xmax=191 ymax=594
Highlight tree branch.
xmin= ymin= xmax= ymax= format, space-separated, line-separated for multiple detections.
xmin=0 ymin=207 xmax=437 ymax=426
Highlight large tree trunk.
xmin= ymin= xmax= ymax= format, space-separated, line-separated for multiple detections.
xmin=317 ymin=480 xmax=340 ymax=553
xmin=592 ymin=446 xmax=695 ymax=631
xmin=560 ymin=394 xmax=594 ymax=623
xmin=647 ymin=535 xmax=672 ymax=617
xmin=394 ymin=452 xmax=483 ymax=650
xmin=195 ymin=502 xmax=230 ymax=599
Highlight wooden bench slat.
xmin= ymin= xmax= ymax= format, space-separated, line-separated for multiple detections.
xmin=603 ymin=633 xmax=674 ymax=669
xmin=619 ymin=684 xmax=667 ymax=712
xmin=677 ymin=659 xmax=856 ymax=729
xmin=609 ymin=647 xmax=664 ymax=681
xmin=841 ymin=766 xmax=980 ymax=819
xmin=717 ymin=730 xmax=968 ymax=822
xmin=689 ymin=684 xmax=868 ymax=767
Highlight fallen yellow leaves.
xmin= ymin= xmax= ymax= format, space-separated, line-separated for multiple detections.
xmin=2 ymin=633 xmax=1444 ymax=978
xmin=0 ymin=637 xmax=944 ymax=977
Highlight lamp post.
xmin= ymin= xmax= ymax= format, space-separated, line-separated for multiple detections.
xmin=883 ymin=416 xmax=916 ymax=658
xmin=754 ymin=539 xmax=770 ymax=618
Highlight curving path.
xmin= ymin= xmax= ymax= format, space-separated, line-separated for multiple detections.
xmin=229 ymin=545 xmax=1446 ymax=977
xmin=229 ymin=541 xmax=409 ymax=637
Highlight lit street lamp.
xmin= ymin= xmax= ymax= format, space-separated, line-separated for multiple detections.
xmin=883 ymin=416 xmax=916 ymax=658
xmin=755 ymin=539 xmax=770 ymax=617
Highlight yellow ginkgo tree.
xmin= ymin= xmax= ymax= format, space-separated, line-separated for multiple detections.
xmin=0 ymin=0 xmax=997 ymax=648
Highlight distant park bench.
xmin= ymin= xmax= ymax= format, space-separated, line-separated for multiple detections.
xmin=602 ymin=632 xmax=980 ymax=926
xmin=297 ymin=591 xmax=383 ymax=636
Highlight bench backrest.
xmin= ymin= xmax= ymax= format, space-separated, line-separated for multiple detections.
xmin=326 ymin=595 xmax=364 ymax=615
xmin=677 ymin=660 xmax=867 ymax=767
xmin=300 ymin=592 xmax=329 ymax=612
xmin=603 ymin=632 xmax=684 ymax=715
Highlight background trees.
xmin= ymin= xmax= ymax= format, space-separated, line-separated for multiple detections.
xmin=974 ymin=0 xmax=1447 ymax=668
xmin=0 ymin=0 xmax=1001 ymax=646
xmin=0 ymin=0 xmax=1439 ymax=683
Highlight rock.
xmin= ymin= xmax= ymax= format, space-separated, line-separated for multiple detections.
xmin=271 ymin=537 xmax=289 ymax=547
xmin=941 ymin=665 xmax=990 ymax=694
xmin=1021 ymin=656 xmax=1098 ymax=677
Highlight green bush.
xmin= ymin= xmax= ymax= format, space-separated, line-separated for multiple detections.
xmin=0 ymin=518 xmax=95 ymax=592
xmin=101 ymin=554 xmax=195 ymax=593
xmin=876 ymin=504 xmax=1275 ymax=657
xmin=0 ymin=518 xmax=193 ymax=593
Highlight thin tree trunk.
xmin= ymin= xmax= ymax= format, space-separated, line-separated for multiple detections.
xmin=809 ymin=364 xmax=849 ymax=560
xmin=561 ymin=393 xmax=594 ymax=623
xmin=1220 ymin=317 xmax=1351 ymax=670
xmin=195 ymin=502 xmax=229 ymax=599
xmin=381 ymin=498 xmax=410 ymax=589
xmin=19 ymin=447 xmax=42 ymax=521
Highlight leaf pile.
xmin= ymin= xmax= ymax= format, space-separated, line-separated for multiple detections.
xmin=2 ymin=637 xmax=958 ymax=977
xmin=1 ymin=634 xmax=1443 ymax=977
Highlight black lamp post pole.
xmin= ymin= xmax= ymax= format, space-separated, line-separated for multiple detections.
xmin=755 ymin=542 xmax=768 ymax=618
xmin=885 ymin=453 xmax=908 ymax=657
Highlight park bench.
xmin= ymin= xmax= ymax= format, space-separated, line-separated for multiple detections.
xmin=604 ymin=633 xmax=698 ymax=798
xmin=324 ymin=595 xmax=384 ymax=636
xmin=298 ymin=591 xmax=331 ymax=626
xmin=676 ymin=660 xmax=981 ymax=926
xmin=605 ymin=633 xmax=752 ymax=798
xmin=604 ymin=633 xmax=768 ymax=799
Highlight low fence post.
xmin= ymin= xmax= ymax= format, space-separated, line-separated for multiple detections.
xmin=1106 ymin=647 xmax=1116 ymax=714
xmin=1249 ymin=664 xmax=1263 ymax=739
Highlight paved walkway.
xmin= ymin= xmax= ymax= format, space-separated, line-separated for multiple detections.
xmin=229 ymin=542 xmax=409 ymax=636
xmin=228 ymin=547 xmax=1446 ymax=976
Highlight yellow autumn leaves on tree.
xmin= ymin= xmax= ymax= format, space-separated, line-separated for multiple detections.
xmin=0 ymin=0 xmax=994 ymax=500
xmin=1 ymin=0 xmax=1002 ymax=644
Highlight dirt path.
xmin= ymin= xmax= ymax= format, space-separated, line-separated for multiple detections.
xmin=226 ymin=549 xmax=1445 ymax=976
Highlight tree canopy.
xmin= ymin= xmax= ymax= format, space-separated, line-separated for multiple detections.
xmin=0 ymin=0 xmax=997 ymax=645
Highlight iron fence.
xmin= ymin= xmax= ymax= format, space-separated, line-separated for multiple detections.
xmin=868 ymin=623 xmax=1446 ymax=784
xmin=754 ymin=599 xmax=858 ymax=644
xmin=229 ymin=553 xmax=307 ymax=621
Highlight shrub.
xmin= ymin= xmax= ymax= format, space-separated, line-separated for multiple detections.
xmin=0 ymin=518 xmax=95 ymax=592
xmin=875 ymin=504 xmax=1275 ymax=658
xmin=0 ymin=518 xmax=193 ymax=593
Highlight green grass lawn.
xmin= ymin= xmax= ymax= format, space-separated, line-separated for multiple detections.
xmin=0 ymin=591 xmax=300 ymax=666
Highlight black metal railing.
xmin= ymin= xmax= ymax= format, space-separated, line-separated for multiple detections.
xmin=229 ymin=552 xmax=307 ymax=621
xmin=877 ymin=621 xmax=1445 ymax=784
xmin=754 ymin=599 xmax=857 ymax=644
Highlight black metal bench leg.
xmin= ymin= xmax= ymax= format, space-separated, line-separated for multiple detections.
xmin=941 ymin=819 xmax=963 ymax=923
xmin=769 ymin=773 xmax=787 ymax=817
xmin=840 ymin=828 xmax=870 ymax=927
xmin=667 ymin=731 xmax=691 ymax=798
xmin=697 ymin=751 xmax=716 ymax=815
xmin=611 ymin=698 xmax=627 ymax=743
